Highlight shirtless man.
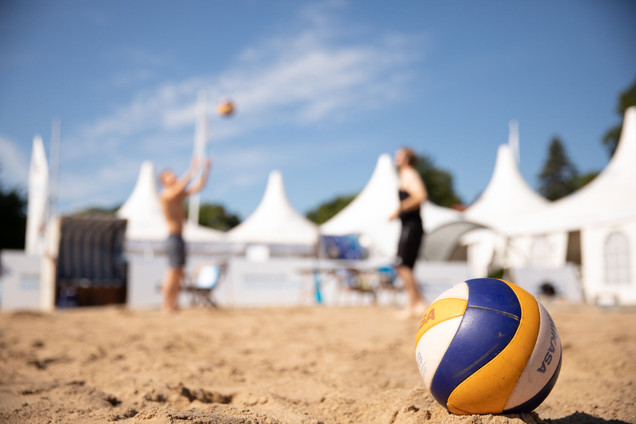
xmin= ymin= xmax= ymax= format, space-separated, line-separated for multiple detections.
xmin=159 ymin=158 xmax=211 ymax=313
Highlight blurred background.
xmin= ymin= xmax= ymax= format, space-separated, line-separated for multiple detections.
xmin=1 ymin=0 xmax=635 ymax=228
xmin=1 ymin=0 xmax=635 ymax=310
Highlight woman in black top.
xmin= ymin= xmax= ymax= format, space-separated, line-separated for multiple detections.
xmin=389 ymin=147 xmax=428 ymax=319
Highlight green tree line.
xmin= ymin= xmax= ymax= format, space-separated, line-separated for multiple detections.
xmin=74 ymin=202 xmax=241 ymax=231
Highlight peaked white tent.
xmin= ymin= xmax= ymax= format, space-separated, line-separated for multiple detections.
xmin=509 ymin=107 xmax=636 ymax=234
xmin=320 ymin=154 xmax=400 ymax=257
xmin=505 ymin=107 xmax=636 ymax=304
xmin=117 ymin=161 xmax=225 ymax=242
xmin=423 ymin=201 xmax=464 ymax=232
xmin=464 ymin=144 xmax=549 ymax=229
xmin=321 ymin=153 xmax=463 ymax=258
xmin=228 ymin=170 xmax=319 ymax=247
xmin=458 ymin=140 xmax=550 ymax=278
xmin=26 ymin=136 xmax=49 ymax=255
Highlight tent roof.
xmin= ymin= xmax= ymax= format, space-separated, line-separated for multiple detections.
xmin=423 ymin=201 xmax=464 ymax=232
xmin=320 ymin=154 xmax=400 ymax=256
xmin=321 ymin=154 xmax=399 ymax=232
xmin=464 ymin=143 xmax=548 ymax=229
xmin=117 ymin=161 xmax=225 ymax=242
xmin=227 ymin=170 xmax=319 ymax=245
xmin=422 ymin=221 xmax=484 ymax=261
xmin=508 ymin=106 xmax=636 ymax=234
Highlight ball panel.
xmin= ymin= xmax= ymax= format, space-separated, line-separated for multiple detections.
xmin=504 ymin=302 xmax=562 ymax=411
xmin=446 ymin=402 xmax=474 ymax=415
xmin=465 ymin=278 xmax=521 ymax=318
xmin=415 ymin=317 xmax=463 ymax=389
xmin=434 ymin=281 xmax=469 ymax=302
xmin=415 ymin=298 xmax=468 ymax=348
xmin=430 ymin=307 xmax=520 ymax=409
xmin=446 ymin=281 xmax=540 ymax=414
xmin=504 ymin=354 xmax=562 ymax=413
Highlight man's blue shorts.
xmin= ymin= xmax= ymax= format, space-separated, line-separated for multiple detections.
xmin=166 ymin=234 xmax=186 ymax=269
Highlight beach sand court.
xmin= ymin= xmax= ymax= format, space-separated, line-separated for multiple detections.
xmin=1 ymin=303 xmax=634 ymax=423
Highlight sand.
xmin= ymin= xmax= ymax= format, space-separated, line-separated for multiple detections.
xmin=0 ymin=302 xmax=635 ymax=424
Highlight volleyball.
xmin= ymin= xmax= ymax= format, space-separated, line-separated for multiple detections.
xmin=414 ymin=278 xmax=562 ymax=415
xmin=216 ymin=100 xmax=235 ymax=117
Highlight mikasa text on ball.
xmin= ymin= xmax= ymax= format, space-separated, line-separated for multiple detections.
xmin=414 ymin=278 xmax=561 ymax=415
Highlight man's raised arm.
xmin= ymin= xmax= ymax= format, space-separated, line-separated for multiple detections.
xmin=186 ymin=158 xmax=212 ymax=195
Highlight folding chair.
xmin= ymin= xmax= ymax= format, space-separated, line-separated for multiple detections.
xmin=375 ymin=265 xmax=401 ymax=306
xmin=181 ymin=263 xmax=226 ymax=307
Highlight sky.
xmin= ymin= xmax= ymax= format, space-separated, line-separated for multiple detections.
xmin=1 ymin=0 xmax=635 ymax=220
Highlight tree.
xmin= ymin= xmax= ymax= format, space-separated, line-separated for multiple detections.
xmin=603 ymin=76 xmax=636 ymax=157
xmin=414 ymin=153 xmax=463 ymax=207
xmin=198 ymin=202 xmax=241 ymax=231
xmin=538 ymin=136 xmax=579 ymax=201
xmin=306 ymin=194 xmax=356 ymax=225
xmin=0 ymin=179 xmax=27 ymax=250
xmin=572 ymin=171 xmax=599 ymax=192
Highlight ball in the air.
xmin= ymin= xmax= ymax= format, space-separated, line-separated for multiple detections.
xmin=414 ymin=278 xmax=562 ymax=415
xmin=217 ymin=100 xmax=235 ymax=117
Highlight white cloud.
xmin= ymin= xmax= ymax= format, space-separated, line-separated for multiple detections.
xmin=74 ymin=5 xmax=420 ymax=145
xmin=0 ymin=134 xmax=29 ymax=188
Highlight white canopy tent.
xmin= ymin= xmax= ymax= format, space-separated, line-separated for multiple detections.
xmin=504 ymin=107 xmax=636 ymax=304
xmin=321 ymin=153 xmax=464 ymax=258
xmin=227 ymin=170 xmax=320 ymax=249
xmin=459 ymin=143 xmax=550 ymax=277
xmin=320 ymin=154 xmax=400 ymax=257
xmin=117 ymin=161 xmax=225 ymax=243
xmin=464 ymin=144 xmax=549 ymax=229
xmin=507 ymin=107 xmax=636 ymax=235
xmin=423 ymin=201 xmax=464 ymax=232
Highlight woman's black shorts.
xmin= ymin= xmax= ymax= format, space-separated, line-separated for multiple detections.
xmin=396 ymin=224 xmax=424 ymax=269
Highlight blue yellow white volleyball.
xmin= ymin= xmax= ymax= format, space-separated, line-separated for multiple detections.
xmin=216 ymin=99 xmax=235 ymax=117
xmin=414 ymin=278 xmax=562 ymax=415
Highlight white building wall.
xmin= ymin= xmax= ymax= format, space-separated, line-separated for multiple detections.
xmin=582 ymin=222 xmax=636 ymax=305
xmin=0 ymin=251 xmax=42 ymax=310
xmin=505 ymin=232 xmax=568 ymax=269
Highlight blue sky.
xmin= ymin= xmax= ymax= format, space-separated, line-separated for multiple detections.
xmin=1 ymin=0 xmax=635 ymax=220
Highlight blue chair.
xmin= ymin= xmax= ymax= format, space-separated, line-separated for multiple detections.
xmin=377 ymin=265 xmax=397 ymax=288
xmin=182 ymin=263 xmax=226 ymax=307
xmin=320 ymin=234 xmax=364 ymax=260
